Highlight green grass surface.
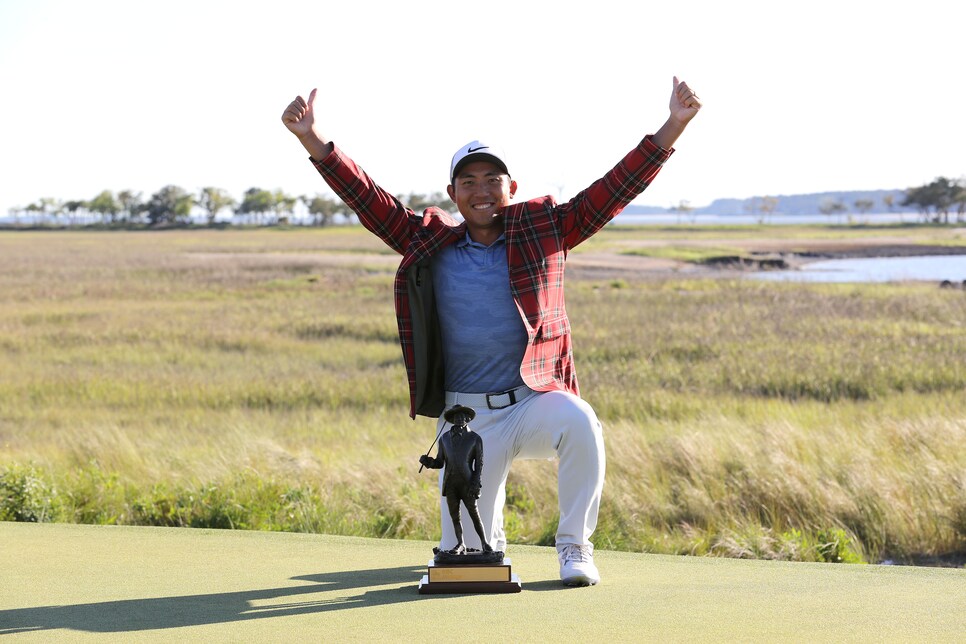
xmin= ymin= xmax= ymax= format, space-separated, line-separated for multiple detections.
xmin=2 ymin=523 xmax=964 ymax=642
xmin=1 ymin=228 xmax=965 ymax=565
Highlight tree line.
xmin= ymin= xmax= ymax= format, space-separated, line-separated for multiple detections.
xmin=808 ymin=177 xmax=964 ymax=224
xmin=737 ymin=177 xmax=965 ymax=224
xmin=7 ymin=177 xmax=964 ymax=228
xmin=899 ymin=176 xmax=966 ymax=223
xmin=8 ymin=186 xmax=456 ymax=227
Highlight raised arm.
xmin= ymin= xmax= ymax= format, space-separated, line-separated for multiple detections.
xmin=553 ymin=76 xmax=702 ymax=248
xmin=281 ymin=88 xmax=333 ymax=160
xmin=282 ymin=89 xmax=461 ymax=255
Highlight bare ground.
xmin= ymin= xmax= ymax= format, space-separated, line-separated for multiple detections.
xmin=184 ymin=230 xmax=966 ymax=281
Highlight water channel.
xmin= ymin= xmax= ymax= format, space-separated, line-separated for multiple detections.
xmin=750 ymin=255 xmax=966 ymax=284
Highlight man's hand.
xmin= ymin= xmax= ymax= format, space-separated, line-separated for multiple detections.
xmin=422 ymin=206 xmax=460 ymax=227
xmin=669 ymin=76 xmax=702 ymax=126
xmin=652 ymin=76 xmax=702 ymax=150
xmin=281 ymin=89 xmax=332 ymax=159
xmin=419 ymin=454 xmax=437 ymax=469
xmin=281 ymin=88 xmax=318 ymax=138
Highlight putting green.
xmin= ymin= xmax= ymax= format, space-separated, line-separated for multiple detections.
xmin=1 ymin=522 xmax=963 ymax=642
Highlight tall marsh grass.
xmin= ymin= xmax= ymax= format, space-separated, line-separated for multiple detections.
xmin=1 ymin=229 xmax=964 ymax=565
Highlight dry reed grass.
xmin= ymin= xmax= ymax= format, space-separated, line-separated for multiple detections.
xmin=1 ymin=228 xmax=964 ymax=564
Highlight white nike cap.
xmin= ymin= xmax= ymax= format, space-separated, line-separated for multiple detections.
xmin=449 ymin=140 xmax=510 ymax=184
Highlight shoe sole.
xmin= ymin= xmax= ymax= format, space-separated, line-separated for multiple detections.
xmin=562 ymin=575 xmax=599 ymax=587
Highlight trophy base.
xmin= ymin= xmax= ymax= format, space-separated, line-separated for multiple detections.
xmin=418 ymin=574 xmax=522 ymax=594
xmin=418 ymin=557 xmax=522 ymax=594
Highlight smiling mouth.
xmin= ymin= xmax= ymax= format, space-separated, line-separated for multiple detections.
xmin=473 ymin=203 xmax=495 ymax=210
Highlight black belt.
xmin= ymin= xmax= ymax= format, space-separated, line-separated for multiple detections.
xmin=444 ymin=385 xmax=534 ymax=410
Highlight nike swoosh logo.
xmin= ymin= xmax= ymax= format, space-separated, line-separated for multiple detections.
xmin=467 ymin=146 xmax=489 ymax=153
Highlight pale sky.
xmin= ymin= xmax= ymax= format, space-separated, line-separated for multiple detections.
xmin=1 ymin=0 xmax=962 ymax=217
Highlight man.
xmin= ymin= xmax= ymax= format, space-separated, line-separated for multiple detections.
xmin=281 ymin=78 xmax=701 ymax=586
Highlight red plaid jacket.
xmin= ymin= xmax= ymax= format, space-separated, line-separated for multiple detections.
xmin=312 ymin=137 xmax=673 ymax=418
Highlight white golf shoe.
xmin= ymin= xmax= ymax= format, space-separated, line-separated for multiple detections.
xmin=557 ymin=543 xmax=600 ymax=587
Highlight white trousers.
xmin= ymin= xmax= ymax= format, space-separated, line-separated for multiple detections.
xmin=434 ymin=390 xmax=605 ymax=552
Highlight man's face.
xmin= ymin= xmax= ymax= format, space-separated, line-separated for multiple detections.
xmin=447 ymin=160 xmax=517 ymax=232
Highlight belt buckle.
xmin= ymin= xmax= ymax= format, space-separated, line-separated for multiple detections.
xmin=485 ymin=388 xmax=516 ymax=410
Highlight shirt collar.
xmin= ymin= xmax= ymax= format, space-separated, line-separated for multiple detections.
xmin=458 ymin=231 xmax=506 ymax=248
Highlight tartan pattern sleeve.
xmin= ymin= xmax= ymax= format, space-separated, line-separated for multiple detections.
xmin=555 ymin=136 xmax=673 ymax=249
xmin=311 ymin=145 xmax=421 ymax=255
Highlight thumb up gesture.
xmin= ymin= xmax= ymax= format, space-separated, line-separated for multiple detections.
xmin=281 ymin=88 xmax=331 ymax=158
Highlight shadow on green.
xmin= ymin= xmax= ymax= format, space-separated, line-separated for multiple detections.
xmin=0 ymin=565 xmax=433 ymax=634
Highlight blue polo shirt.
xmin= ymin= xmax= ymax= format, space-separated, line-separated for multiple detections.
xmin=432 ymin=233 xmax=528 ymax=393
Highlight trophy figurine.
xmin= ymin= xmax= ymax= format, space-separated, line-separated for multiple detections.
xmin=417 ymin=404 xmax=520 ymax=593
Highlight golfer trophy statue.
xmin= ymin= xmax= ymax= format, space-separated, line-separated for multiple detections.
xmin=417 ymin=404 xmax=521 ymax=593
